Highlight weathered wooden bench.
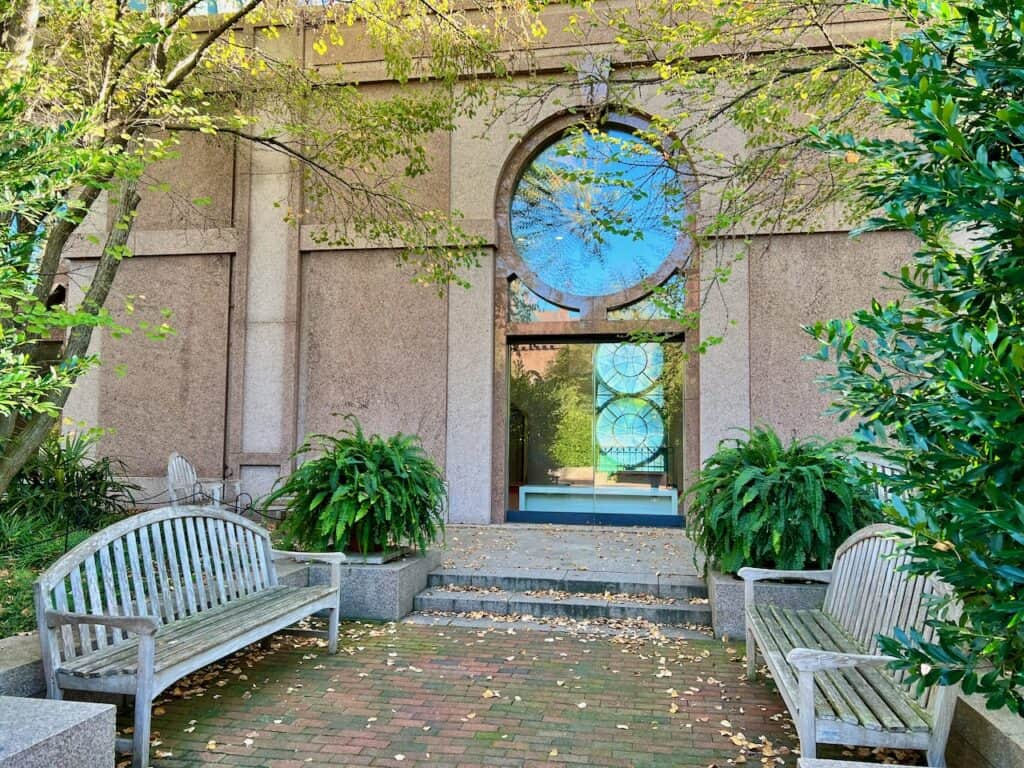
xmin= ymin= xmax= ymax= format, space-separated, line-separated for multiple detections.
xmin=34 ymin=506 xmax=343 ymax=768
xmin=167 ymin=452 xmax=238 ymax=507
xmin=739 ymin=524 xmax=957 ymax=767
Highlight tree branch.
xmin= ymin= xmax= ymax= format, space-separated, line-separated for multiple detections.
xmin=162 ymin=0 xmax=263 ymax=92
xmin=32 ymin=185 xmax=104 ymax=304
xmin=65 ymin=178 xmax=140 ymax=360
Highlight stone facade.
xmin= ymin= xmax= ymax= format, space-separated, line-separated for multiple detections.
xmin=63 ymin=11 xmax=916 ymax=522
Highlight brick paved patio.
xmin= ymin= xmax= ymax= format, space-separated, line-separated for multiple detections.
xmin=139 ymin=621 xmax=801 ymax=768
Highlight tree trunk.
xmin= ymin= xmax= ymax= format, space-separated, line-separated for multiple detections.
xmin=0 ymin=0 xmax=41 ymax=75
xmin=0 ymin=179 xmax=141 ymax=498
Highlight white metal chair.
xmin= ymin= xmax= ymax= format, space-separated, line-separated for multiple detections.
xmin=166 ymin=453 xmax=236 ymax=507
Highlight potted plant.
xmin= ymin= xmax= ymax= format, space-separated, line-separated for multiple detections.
xmin=264 ymin=417 xmax=447 ymax=561
xmin=685 ymin=425 xmax=878 ymax=637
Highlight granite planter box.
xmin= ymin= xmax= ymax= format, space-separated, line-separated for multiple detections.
xmin=708 ymin=570 xmax=828 ymax=640
xmin=0 ymin=696 xmax=115 ymax=768
xmin=308 ymin=549 xmax=441 ymax=621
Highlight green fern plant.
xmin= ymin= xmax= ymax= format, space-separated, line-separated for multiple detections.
xmin=686 ymin=426 xmax=878 ymax=575
xmin=263 ymin=417 xmax=446 ymax=554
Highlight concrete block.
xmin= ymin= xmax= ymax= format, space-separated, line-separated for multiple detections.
xmin=310 ymin=550 xmax=441 ymax=621
xmin=708 ymin=570 xmax=827 ymax=640
xmin=0 ymin=635 xmax=43 ymax=698
xmin=0 ymin=696 xmax=115 ymax=768
xmin=947 ymin=693 xmax=1024 ymax=768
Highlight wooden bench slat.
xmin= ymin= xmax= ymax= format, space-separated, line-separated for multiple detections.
xmin=52 ymin=579 xmax=75 ymax=659
xmin=749 ymin=605 xmax=829 ymax=720
xmin=159 ymin=520 xmax=187 ymax=619
xmin=780 ymin=608 xmax=878 ymax=729
xmin=61 ymin=585 xmax=336 ymax=678
xmin=97 ymin=547 xmax=124 ymax=644
xmin=69 ymin=564 xmax=92 ymax=653
xmin=200 ymin=518 xmax=228 ymax=606
xmin=795 ymin=610 xmax=907 ymax=732
xmin=172 ymin=518 xmax=198 ymax=615
xmin=812 ymin=610 xmax=932 ymax=732
xmin=83 ymin=555 xmax=109 ymax=650
xmin=59 ymin=586 xmax=305 ymax=675
xmin=213 ymin=520 xmax=239 ymax=600
xmin=140 ymin=524 xmax=172 ymax=623
xmin=765 ymin=605 xmax=861 ymax=726
xmin=183 ymin=517 xmax=209 ymax=611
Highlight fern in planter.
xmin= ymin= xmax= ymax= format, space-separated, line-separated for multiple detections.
xmin=263 ymin=418 xmax=446 ymax=555
xmin=686 ymin=426 xmax=878 ymax=576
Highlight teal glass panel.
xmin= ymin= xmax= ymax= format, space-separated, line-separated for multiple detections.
xmin=507 ymin=341 xmax=683 ymax=519
xmin=510 ymin=129 xmax=684 ymax=297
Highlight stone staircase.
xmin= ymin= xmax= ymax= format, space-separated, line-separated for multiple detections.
xmin=412 ymin=567 xmax=711 ymax=627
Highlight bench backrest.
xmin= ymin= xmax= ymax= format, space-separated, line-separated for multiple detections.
xmin=823 ymin=523 xmax=950 ymax=711
xmin=35 ymin=506 xmax=278 ymax=664
xmin=167 ymin=453 xmax=199 ymax=505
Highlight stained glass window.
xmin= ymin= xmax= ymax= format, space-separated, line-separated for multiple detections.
xmin=509 ymin=128 xmax=683 ymax=298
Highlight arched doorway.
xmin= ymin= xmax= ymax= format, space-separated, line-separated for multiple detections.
xmin=491 ymin=112 xmax=701 ymax=525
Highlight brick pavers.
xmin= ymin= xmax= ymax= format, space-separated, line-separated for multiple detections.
xmin=136 ymin=622 xmax=855 ymax=768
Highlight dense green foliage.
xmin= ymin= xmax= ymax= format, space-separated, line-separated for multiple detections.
xmin=0 ymin=0 xmax=540 ymax=496
xmin=810 ymin=0 xmax=1024 ymax=715
xmin=3 ymin=430 xmax=137 ymax=533
xmin=264 ymin=418 xmax=446 ymax=555
xmin=686 ymin=426 xmax=878 ymax=575
xmin=0 ymin=430 xmax=136 ymax=635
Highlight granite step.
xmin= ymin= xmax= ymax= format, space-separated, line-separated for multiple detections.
xmin=426 ymin=567 xmax=706 ymax=600
xmin=412 ymin=586 xmax=711 ymax=626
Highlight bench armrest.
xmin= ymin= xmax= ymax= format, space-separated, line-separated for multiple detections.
xmin=272 ymin=550 xmax=347 ymax=589
xmin=45 ymin=610 xmax=159 ymax=636
xmin=737 ymin=567 xmax=833 ymax=584
xmin=787 ymin=648 xmax=896 ymax=672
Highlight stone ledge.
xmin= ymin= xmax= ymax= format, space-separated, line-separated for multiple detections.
xmin=947 ymin=693 xmax=1024 ymax=768
xmin=308 ymin=549 xmax=441 ymax=621
xmin=0 ymin=634 xmax=44 ymax=698
xmin=707 ymin=570 xmax=827 ymax=640
xmin=0 ymin=695 xmax=115 ymax=768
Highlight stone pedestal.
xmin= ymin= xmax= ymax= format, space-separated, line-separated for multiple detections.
xmin=707 ymin=570 xmax=827 ymax=640
xmin=0 ymin=696 xmax=115 ymax=768
xmin=0 ymin=636 xmax=44 ymax=698
xmin=309 ymin=550 xmax=442 ymax=621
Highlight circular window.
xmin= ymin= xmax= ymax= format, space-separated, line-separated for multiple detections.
xmin=595 ymin=342 xmax=663 ymax=394
xmin=596 ymin=397 xmax=666 ymax=468
xmin=510 ymin=127 xmax=682 ymax=298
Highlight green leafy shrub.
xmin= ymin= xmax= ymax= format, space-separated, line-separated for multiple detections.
xmin=686 ymin=426 xmax=878 ymax=575
xmin=263 ymin=417 xmax=446 ymax=554
xmin=810 ymin=0 xmax=1024 ymax=715
xmin=1 ymin=430 xmax=137 ymax=633
xmin=3 ymin=430 xmax=137 ymax=536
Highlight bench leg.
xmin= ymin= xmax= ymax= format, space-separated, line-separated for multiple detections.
xmin=328 ymin=605 xmax=339 ymax=654
xmin=797 ymin=669 xmax=816 ymax=761
xmin=132 ymin=634 xmax=156 ymax=768
xmin=745 ymin=622 xmax=756 ymax=679
xmin=132 ymin=695 xmax=153 ymax=768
